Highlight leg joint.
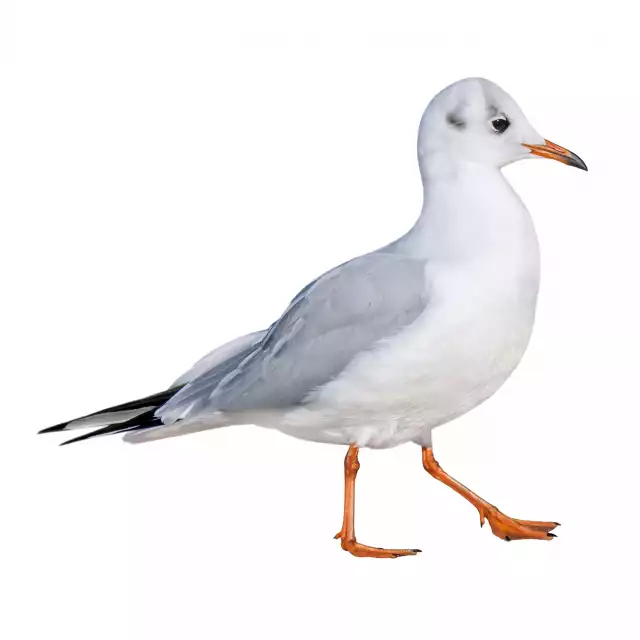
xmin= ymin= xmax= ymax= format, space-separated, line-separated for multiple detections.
xmin=421 ymin=447 xmax=441 ymax=475
xmin=344 ymin=445 xmax=360 ymax=475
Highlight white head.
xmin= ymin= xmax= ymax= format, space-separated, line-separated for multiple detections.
xmin=417 ymin=77 xmax=586 ymax=179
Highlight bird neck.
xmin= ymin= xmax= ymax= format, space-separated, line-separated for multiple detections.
xmin=392 ymin=161 xmax=536 ymax=262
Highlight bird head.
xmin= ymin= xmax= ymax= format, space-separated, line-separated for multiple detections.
xmin=417 ymin=77 xmax=587 ymax=177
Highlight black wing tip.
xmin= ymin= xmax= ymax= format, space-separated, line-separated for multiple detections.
xmin=59 ymin=431 xmax=101 ymax=446
xmin=39 ymin=423 xmax=70 ymax=435
xmin=59 ymin=431 xmax=100 ymax=446
xmin=58 ymin=411 xmax=163 ymax=446
xmin=38 ymin=386 xmax=182 ymax=438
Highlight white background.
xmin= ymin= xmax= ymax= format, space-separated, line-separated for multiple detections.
xmin=2 ymin=2 xmax=639 ymax=639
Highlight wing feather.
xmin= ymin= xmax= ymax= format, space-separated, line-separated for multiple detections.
xmin=157 ymin=252 xmax=428 ymax=424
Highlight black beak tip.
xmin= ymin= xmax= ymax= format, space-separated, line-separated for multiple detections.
xmin=569 ymin=152 xmax=588 ymax=172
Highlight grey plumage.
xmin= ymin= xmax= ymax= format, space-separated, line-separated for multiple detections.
xmin=38 ymin=77 xmax=574 ymax=453
xmin=171 ymin=329 xmax=268 ymax=387
xmin=157 ymin=251 xmax=428 ymax=424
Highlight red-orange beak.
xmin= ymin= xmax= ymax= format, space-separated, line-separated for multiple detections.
xmin=522 ymin=139 xmax=588 ymax=171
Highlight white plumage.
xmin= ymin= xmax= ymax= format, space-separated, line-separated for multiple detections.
xmin=128 ymin=78 xmax=545 ymax=447
xmin=41 ymin=77 xmax=587 ymax=553
xmin=44 ymin=77 xmax=586 ymax=453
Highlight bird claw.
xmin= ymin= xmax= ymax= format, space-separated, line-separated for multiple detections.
xmin=334 ymin=526 xmax=420 ymax=558
xmin=339 ymin=538 xmax=421 ymax=559
xmin=477 ymin=506 xmax=560 ymax=541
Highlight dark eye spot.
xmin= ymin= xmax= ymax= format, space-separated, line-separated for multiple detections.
xmin=446 ymin=112 xmax=465 ymax=129
xmin=491 ymin=115 xmax=510 ymax=134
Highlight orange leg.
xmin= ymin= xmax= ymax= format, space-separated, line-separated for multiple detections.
xmin=422 ymin=447 xmax=559 ymax=541
xmin=334 ymin=444 xmax=421 ymax=558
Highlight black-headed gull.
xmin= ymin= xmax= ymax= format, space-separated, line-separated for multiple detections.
xmin=40 ymin=78 xmax=587 ymax=557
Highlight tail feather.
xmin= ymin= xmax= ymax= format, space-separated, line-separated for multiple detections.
xmin=38 ymin=387 xmax=182 ymax=435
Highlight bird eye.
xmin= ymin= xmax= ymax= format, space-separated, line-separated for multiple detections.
xmin=490 ymin=115 xmax=510 ymax=134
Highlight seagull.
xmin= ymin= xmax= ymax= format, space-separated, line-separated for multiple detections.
xmin=39 ymin=78 xmax=587 ymax=558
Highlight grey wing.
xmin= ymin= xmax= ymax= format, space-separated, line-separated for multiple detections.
xmin=171 ymin=329 xmax=268 ymax=386
xmin=157 ymin=252 xmax=428 ymax=424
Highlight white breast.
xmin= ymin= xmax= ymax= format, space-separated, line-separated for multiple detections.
xmin=278 ymin=167 xmax=541 ymax=448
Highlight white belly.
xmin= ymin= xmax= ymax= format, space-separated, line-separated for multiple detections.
xmin=277 ymin=239 xmax=540 ymax=448
xmin=273 ymin=170 xmax=541 ymax=448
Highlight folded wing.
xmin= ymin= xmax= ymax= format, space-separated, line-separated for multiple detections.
xmin=157 ymin=251 xmax=429 ymax=424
